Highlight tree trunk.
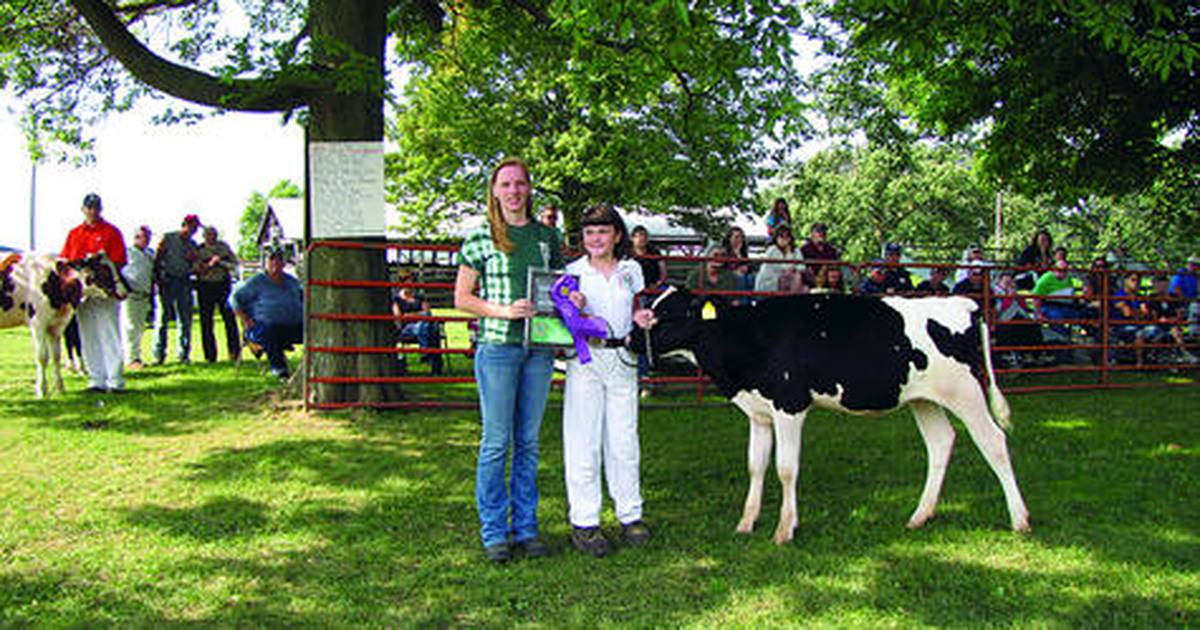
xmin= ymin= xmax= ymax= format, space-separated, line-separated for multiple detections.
xmin=307 ymin=0 xmax=404 ymax=405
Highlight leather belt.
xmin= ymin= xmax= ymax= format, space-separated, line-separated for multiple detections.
xmin=587 ymin=337 xmax=625 ymax=349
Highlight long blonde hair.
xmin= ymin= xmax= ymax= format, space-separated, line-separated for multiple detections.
xmin=487 ymin=156 xmax=533 ymax=254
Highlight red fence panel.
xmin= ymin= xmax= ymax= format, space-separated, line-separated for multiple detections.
xmin=303 ymin=241 xmax=1199 ymax=410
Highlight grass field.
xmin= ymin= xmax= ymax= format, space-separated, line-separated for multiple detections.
xmin=0 ymin=324 xmax=1196 ymax=626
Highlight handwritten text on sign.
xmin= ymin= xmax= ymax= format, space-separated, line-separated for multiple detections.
xmin=309 ymin=141 xmax=385 ymax=238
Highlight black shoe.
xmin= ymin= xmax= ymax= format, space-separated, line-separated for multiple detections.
xmin=571 ymin=526 xmax=612 ymax=558
xmin=483 ymin=543 xmax=512 ymax=564
xmin=514 ymin=537 xmax=550 ymax=558
xmin=84 ymin=386 xmax=107 ymax=394
xmin=622 ymin=520 xmax=651 ymax=546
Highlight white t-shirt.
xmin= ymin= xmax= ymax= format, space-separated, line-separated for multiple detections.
xmin=567 ymin=257 xmax=645 ymax=339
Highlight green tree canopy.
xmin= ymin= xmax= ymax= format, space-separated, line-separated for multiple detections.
xmin=772 ymin=142 xmax=1198 ymax=266
xmin=807 ymin=0 xmax=1198 ymax=202
xmin=387 ymin=1 xmax=809 ymax=238
xmin=771 ymin=143 xmax=1026 ymax=262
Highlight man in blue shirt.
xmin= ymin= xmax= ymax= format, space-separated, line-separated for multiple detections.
xmin=1169 ymin=256 xmax=1198 ymax=315
xmin=231 ymin=247 xmax=303 ymax=379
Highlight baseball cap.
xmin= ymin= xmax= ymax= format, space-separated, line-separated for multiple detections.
xmin=812 ymin=222 xmax=828 ymax=232
xmin=265 ymin=245 xmax=286 ymax=260
xmin=82 ymin=193 xmax=102 ymax=209
xmin=183 ymin=214 xmax=201 ymax=227
xmin=885 ymin=242 xmax=902 ymax=254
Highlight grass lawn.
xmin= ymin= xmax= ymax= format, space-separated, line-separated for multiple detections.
xmin=0 ymin=324 xmax=1197 ymax=626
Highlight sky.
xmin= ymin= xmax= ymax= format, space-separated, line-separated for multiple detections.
xmin=0 ymin=98 xmax=305 ymax=253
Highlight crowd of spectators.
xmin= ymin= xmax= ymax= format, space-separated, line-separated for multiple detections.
xmin=55 ymin=193 xmax=304 ymax=393
xmin=645 ymin=200 xmax=1200 ymax=371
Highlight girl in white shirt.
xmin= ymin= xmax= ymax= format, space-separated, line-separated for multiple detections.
xmin=563 ymin=205 xmax=656 ymax=558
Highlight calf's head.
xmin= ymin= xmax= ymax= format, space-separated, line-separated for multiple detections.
xmin=75 ymin=252 xmax=128 ymax=300
xmin=630 ymin=286 xmax=726 ymax=360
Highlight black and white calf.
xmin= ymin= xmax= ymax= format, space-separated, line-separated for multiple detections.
xmin=0 ymin=252 xmax=127 ymax=398
xmin=632 ymin=287 xmax=1030 ymax=543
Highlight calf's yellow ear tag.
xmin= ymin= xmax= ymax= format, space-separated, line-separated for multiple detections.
xmin=701 ymin=301 xmax=717 ymax=320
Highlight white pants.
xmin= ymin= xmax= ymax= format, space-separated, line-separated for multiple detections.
xmin=562 ymin=346 xmax=643 ymax=527
xmin=78 ymin=296 xmax=124 ymax=390
xmin=122 ymin=294 xmax=153 ymax=364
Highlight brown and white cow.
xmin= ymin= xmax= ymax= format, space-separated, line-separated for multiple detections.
xmin=631 ymin=287 xmax=1030 ymax=543
xmin=0 ymin=252 xmax=126 ymax=398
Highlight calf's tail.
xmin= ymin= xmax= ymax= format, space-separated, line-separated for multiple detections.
xmin=979 ymin=316 xmax=1012 ymax=431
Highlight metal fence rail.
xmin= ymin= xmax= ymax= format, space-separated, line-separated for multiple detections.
xmin=303 ymin=240 xmax=1198 ymax=409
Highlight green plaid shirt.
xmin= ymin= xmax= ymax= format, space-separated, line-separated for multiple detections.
xmin=457 ymin=222 xmax=564 ymax=344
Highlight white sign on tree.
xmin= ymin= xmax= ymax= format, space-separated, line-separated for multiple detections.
xmin=308 ymin=141 xmax=386 ymax=238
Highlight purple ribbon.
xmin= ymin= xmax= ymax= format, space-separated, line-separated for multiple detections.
xmin=551 ymin=274 xmax=609 ymax=364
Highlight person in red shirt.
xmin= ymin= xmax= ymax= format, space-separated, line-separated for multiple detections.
xmin=61 ymin=193 xmax=127 ymax=392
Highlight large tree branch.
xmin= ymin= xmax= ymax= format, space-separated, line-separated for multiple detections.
xmin=69 ymin=0 xmax=323 ymax=112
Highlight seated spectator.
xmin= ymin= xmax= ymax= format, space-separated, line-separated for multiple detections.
xmin=951 ymin=263 xmax=986 ymax=303
xmin=880 ymin=242 xmax=914 ymax=294
xmin=857 ymin=262 xmax=889 ymax=295
xmin=1169 ymin=255 xmax=1198 ymax=316
xmin=800 ymin=222 xmax=840 ymax=278
xmin=392 ymin=271 xmax=443 ymax=375
xmin=1081 ymin=257 xmax=1110 ymax=313
xmin=537 ymin=204 xmax=559 ymax=230
xmin=1033 ymin=260 xmax=1081 ymax=321
xmin=916 ymin=266 xmax=951 ymax=296
xmin=631 ymin=226 xmax=667 ymax=291
xmin=811 ymin=264 xmax=847 ymax=295
xmin=1015 ymin=228 xmax=1054 ymax=289
xmin=230 ymin=247 xmax=304 ymax=380
xmin=1109 ymin=272 xmax=1148 ymax=365
xmin=1140 ymin=274 xmax=1197 ymax=364
xmin=1052 ymin=246 xmax=1069 ymax=267
xmin=754 ymin=225 xmax=807 ymax=296
xmin=765 ymin=197 xmax=791 ymax=240
xmin=992 ymin=270 xmax=1046 ymax=368
xmin=954 ymin=244 xmax=987 ymax=284
xmin=630 ymin=225 xmax=666 ymax=397
xmin=722 ymin=226 xmax=755 ymax=304
xmin=1032 ymin=260 xmax=1083 ymax=358
xmin=687 ymin=244 xmax=738 ymax=296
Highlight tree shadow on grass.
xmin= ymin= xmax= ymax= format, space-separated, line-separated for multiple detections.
xmin=42 ymin=386 xmax=1194 ymax=626
xmin=182 ymin=431 xmax=477 ymax=492
xmin=124 ymin=496 xmax=271 ymax=541
xmin=0 ymin=570 xmax=170 ymax=626
xmin=3 ymin=374 xmax=276 ymax=437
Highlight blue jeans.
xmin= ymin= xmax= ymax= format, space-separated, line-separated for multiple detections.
xmin=155 ymin=276 xmax=193 ymax=362
xmin=473 ymin=343 xmax=555 ymax=547
xmin=246 ymin=321 xmax=303 ymax=377
xmin=398 ymin=321 xmax=443 ymax=374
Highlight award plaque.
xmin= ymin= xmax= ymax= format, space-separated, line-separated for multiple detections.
xmin=525 ymin=268 xmax=574 ymax=348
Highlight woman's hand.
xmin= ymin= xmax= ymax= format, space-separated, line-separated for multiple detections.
xmin=506 ymin=298 xmax=534 ymax=320
xmin=568 ymin=290 xmax=586 ymax=310
xmin=633 ymin=308 xmax=656 ymax=329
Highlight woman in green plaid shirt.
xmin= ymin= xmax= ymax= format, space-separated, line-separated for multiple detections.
xmin=454 ymin=157 xmax=565 ymax=563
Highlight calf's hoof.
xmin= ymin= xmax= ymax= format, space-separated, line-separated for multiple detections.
xmin=771 ymin=523 xmax=796 ymax=545
xmin=735 ymin=518 xmax=755 ymax=535
xmin=906 ymin=512 xmax=933 ymax=529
